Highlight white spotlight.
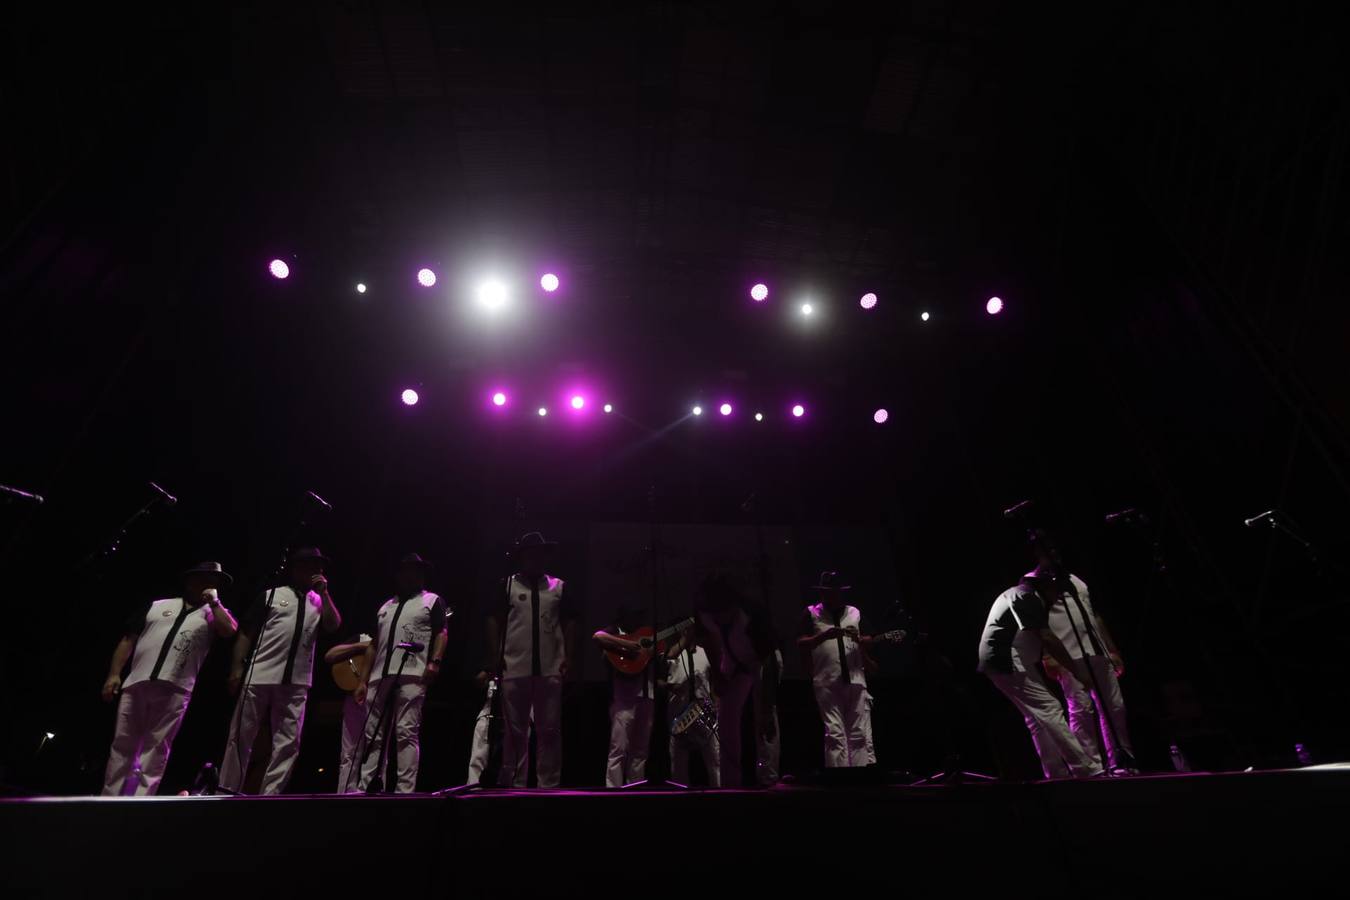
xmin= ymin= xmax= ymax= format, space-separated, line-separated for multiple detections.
xmin=477 ymin=279 xmax=510 ymax=311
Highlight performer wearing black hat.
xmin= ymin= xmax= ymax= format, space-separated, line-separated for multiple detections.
xmin=219 ymin=547 xmax=341 ymax=794
xmin=797 ymin=571 xmax=879 ymax=768
xmin=348 ymin=553 xmax=448 ymax=793
xmin=486 ymin=532 xmax=577 ymax=788
xmin=101 ymin=562 xmax=238 ymax=795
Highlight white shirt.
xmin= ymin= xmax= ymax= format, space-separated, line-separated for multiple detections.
xmin=501 ymin=574 xmax=569 ymax=679
xmin=246 ymin=585 xmax=324 ymax=687
xmin=123 ymin=598 xmax=218 ymax=693
xmin=368 ymin=591 xmax=447 ymax=684
xmin=802 ymin=602 xmax=867 ymax=689
xmin=666 ymin=646 xmax=713 ymax=704
xmin=1044 ymin=574 xmax=1103 ymax=659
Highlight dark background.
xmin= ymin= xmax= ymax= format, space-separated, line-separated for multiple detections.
xmin=3 ymin=1 xmax=1348 ymax=792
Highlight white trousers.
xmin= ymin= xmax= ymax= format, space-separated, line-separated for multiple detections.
xmin=987 ymin=669 xmax=1103 ymax=779
xmin=355 ymin=677 xmax=427 ymax=793
xmin=102 ymin=682 xmax=192 ymax=796
xmin=814 ymin=681 xmax=870 ymax=768
xmin=1055 ymin=656 xmax=1134 ymax=770
xmin=336 ymin=695 xmax=364 ymax=793
xmin=466 ymin=693 xmax=492 ymax=785
xmin=605 ymin=696 xmax=654 ymax=787
xmin=755 ymin=707 xmax=781 ymax=785
xmin=861 ymin=691 xmax=876 ymax=765
xmin=671 ymin=728 xmax=721 ymax=788
xmin=500 ymin=675 xmax=562 ymax=788
xmin=715 ymin=672 xmax=756 ymax=788
xmin=219 ymin=683 xmax=309 ymax=794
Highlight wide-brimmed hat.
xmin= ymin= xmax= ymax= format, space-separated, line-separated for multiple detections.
xmin=514 ymin=532 xmax=557 ymax=554
xmin=812 ymin=570 xmax=852 ymax=591
xmin=397 ymin=552 xmax=433 ymax=570
xmin=181 ymin=561 xmax=233 ymax=585
xmin=288 ymin=547 xmax=331 ymax=566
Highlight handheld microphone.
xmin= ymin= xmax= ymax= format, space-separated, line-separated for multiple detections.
xmin=395 ymin=641 xmax=425 ymax=652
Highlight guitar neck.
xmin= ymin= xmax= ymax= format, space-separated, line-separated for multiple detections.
xmin=655 ymin=618 xmax=695 ymax=642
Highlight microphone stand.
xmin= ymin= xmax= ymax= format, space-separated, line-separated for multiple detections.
xmin=223 ymin=492 xmax=326 ymax=794
xmin=356 ymin=644 xmax=418 ymax=794
xmin=78 ymin=484 xmax=176 ymax=571
xmin=622 ymin=484 xmax=681 ymax=790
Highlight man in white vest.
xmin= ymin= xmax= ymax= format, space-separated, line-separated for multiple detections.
xmin=593 ymin=605 xmax=659 ymax=788
xmin=487 ymin=532 xmax=576 ymax=788
xmin=666 ymin=632 xmax=721 ymax=787
xmin=797 ymin=571 xmax=879 ymax=768
xmin=219 ymin=546 xmax=342 ymax=794
xmin=101 ymin=561 xmax=239 ymax=795
xmin=349 ymin=553 xmax=448 ymax=793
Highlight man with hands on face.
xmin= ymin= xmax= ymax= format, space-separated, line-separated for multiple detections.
xmin=219 ymin=546 xmax=341 ymax=794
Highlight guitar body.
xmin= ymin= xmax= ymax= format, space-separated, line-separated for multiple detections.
xmin=603 ymin=617 xmax=696 ymax=675
xmin=332 ymin=654 xmax=370 ymax=693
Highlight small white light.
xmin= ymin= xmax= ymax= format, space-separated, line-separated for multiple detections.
xmin=692 ymin=406 xmax=703 ymax=416
xmin=356 ymin=283 xmax=367 ymax=294
xmin=538 ymin=407 xmax=548 ymax=417
xmin=603 ymin=404 xmax=613 ymax=414
xmin=754 ymin=413 xmax=764 ymax=422
xmin=920 ymin=311 xmax=930 ymax=322
xmin=801 ymin=303 xmax=814 ymax=316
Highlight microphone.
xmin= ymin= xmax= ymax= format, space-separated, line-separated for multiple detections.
xmin=1105 ymin=508 xmax=1149 ymax=526
xmin=305 ymin=490 xmax=333 ymax=511
xmin=149 ymin=482 xmax=178 ymax=506
xmin=395 ymin=640 xmax=425 ymax=652
xmin=1003 ymin=499 xmax=1033 ymax=519
xmin=1244 ymin=510 xmax=1278 ymax=528
xmin=0 ymin=483 xmax=44 ymax=505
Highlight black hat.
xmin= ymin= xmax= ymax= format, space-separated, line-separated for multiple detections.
xmin=181 ymin=561 xmax=233 ymax=585
xmin=397 ymin=552 xmax=433 ymax=570
xmin=289 ymin=547 xmax=331 ymax=566
xmin=515 ymin=532 xmax=557 ymax=553
xmin=812 ymin=570 xmax=852 ymax=591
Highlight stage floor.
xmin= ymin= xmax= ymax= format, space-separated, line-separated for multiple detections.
xmin=3 ymin=767 xmax=1343 ymax=898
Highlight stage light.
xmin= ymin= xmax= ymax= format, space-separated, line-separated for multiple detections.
xmin=268 ymin=259 xmax=290 ymax=279
xmin=401 ymin=389 xmax=419 ymax=406
xmin=541 ymin=273 xmax=560 ymax=292
xmin=751 ymin=283 xmax=769 ymax=302
xmin=603 ymin=403 xmax=613 ymax=414
xmin=492 ymin=391 xmax=507 ymax=407
xmin=571 ymin=395 xmax=585 ymax=410
xmin=800 ymin=303 xmax=814 ymax=316
xmin=538 ymin=407 xmax=548 ymax=417
xmin=920 ymin=311 xmax=930 ymax=322
xmin=45 ymin=732 xmax=55 ymax=740
xmin=860 ymin=292 xmax=878 ymax=310
xmin=874 ymin=408 xmax=889 ymax=424
xmin=477 ymin=279 xmax=509 ymax=311
xmin=719 ymin=403 xmax=733 ymax=416
xmin=417 ymin=268 xmax=437 ymax=287
xmin=692 ymin=405 xmax=703 ymax=416
xmin=986 ymin=296 xmax=1004 ymax=315
xmin=791 ymin=404 xmax=805 ymax=418
xmin=754 ymin=412 xmax=764 ymax=422
xmin=356 ymin=282 xmax=368 ymax=294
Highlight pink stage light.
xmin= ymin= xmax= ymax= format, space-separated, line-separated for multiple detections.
xmin=492 ymin=391 xmax=507 ymax=407
xmin=986 ymin=296 xmax=1004 ymax=315
xmin=719 ymin=403 xmax=733 ymax=416
xmin=791 ymin=404 xmax=805 ymax=418
xmin=401 ymin=389 xmax=419 ymax=406
xmin=874 ymin=408 xmax=889 ymax=424
xmin=417 ymin=268 xmax=437 ymax=287
xmin=750 ymin=283 xmax=769 ymax=302
xmin=268 ymin=259 xmax=290 ymax=279
xmin=860 ymin=292 xmax=878 ymax=310
xmin=571 ymin=395 xmax=585 ymax=410
xmin=541 ymin=273 xmax=560 ymax=292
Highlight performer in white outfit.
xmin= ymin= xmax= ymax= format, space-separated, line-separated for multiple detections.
xmin=350 ymin=553 xmax=448 ymax=793
xmin=667 ymin=633 xmax=721 ymax=787
xmin=978 ymin=562 xmax=1103 ymax=780
xmin=754 ymin=644 xmax=782 ymax=785
xmin=594 ymin=606 xmax=659 ymax=788
xmin=219 ymin=546 xmax=341 ymax=794
xmin=101 ymin=561 xmax=238 ymax=795
xmin=323 ymin=632 xmax=371 ymax=794
xmin=1027 ymin=548 xmax=1136 ymax=774
xmin=487 ymin=532 xmax=576 ymax=788
xmin=798 ymin=571 xmax=879 ymax=768
xmin=695 ymin=573 xmax=771 ymax=788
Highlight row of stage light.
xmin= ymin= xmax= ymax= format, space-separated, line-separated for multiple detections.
xmin=266 ymin=258 xmax=1008 ymax=320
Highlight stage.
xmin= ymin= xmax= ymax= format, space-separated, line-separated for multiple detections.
xmin=2 ymin=767 xmax=1342 ymax=898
